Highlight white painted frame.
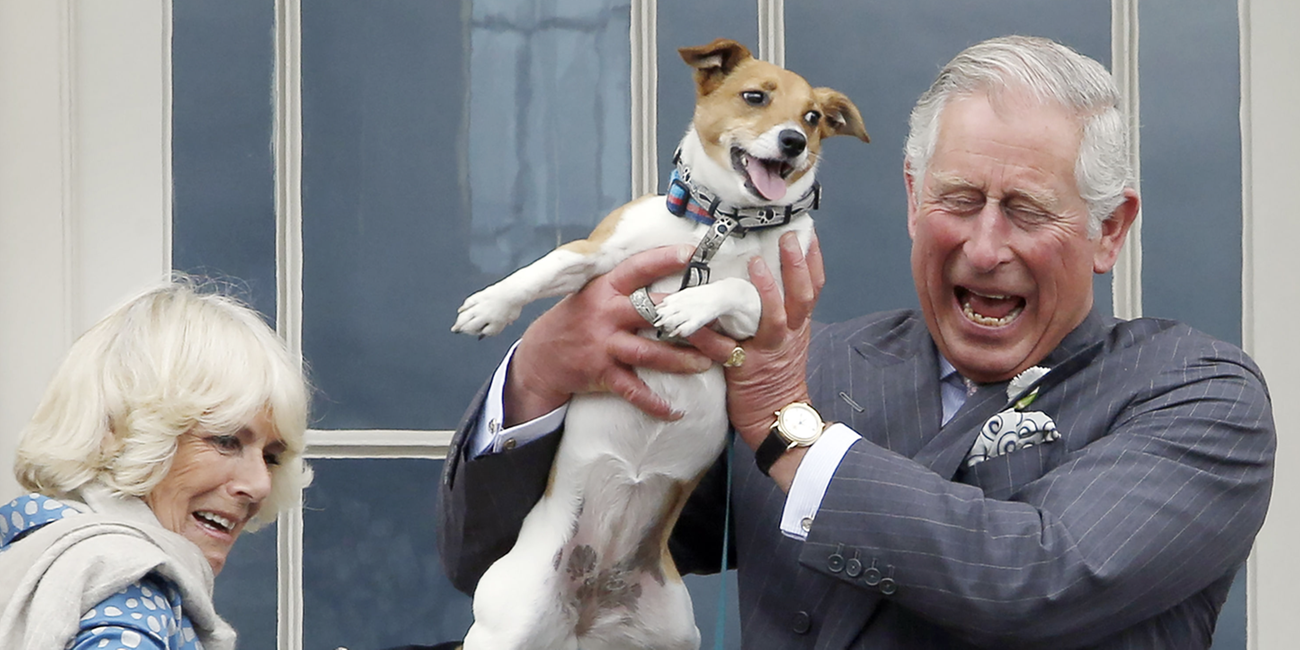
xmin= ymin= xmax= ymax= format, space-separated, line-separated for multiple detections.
xmin=1239 ymin=1 xmax=1300 ymax=647
xmin=0 ymin=0 xmax=173 ymax=502
xmin=3 ymin=0 xmax=1297 ymax=648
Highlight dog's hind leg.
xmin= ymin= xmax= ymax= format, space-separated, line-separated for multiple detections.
xmin=463 ymin=496 xmax=582 ymax=650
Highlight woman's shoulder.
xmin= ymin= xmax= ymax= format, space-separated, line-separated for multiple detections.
xmin=72 ymin=574 xmax=201 ymax=650
xmin=0 ymin=493 xmax=81 ymax=550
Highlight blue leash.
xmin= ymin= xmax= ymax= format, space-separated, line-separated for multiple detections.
xmin=712 ymin=432 xmax=735 ymax=650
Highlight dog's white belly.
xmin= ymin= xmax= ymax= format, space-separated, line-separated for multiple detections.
xmin=465 ymin=369 xmax=725 ymax=650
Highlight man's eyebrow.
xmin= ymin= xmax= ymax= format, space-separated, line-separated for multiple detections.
xmin=1004 ymin=187 xmax=1060 ymax=211
xmin=929 ymin=172 xmax=1060 ymax=208
xmin=926 ymin=173 xmax=977 ymax=193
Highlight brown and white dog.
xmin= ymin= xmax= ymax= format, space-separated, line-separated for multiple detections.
xmin=452 ymin=38 xmax=868 ymax=650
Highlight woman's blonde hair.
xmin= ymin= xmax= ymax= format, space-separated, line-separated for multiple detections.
xmin=15 ymin=275 xmax=311 ymax=529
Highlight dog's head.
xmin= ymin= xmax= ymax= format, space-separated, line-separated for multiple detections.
xmin=677 ymin=39 xmax=869 ymax=207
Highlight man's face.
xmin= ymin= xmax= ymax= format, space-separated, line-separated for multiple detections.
xmin=907 ymin=92 xmax=1131 ymax=383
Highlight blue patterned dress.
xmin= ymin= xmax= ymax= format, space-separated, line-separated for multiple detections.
xmin=0 ymin=494 xmax=203 ymax=650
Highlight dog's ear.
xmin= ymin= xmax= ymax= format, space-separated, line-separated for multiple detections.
xmin=813 ymin=88 xmax=870 ymax=143
xmin=678 ymin=39 xmax=753 ymax=96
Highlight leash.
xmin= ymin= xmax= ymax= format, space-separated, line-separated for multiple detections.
xmin=713 ymin=431 xmax=736 ymax=650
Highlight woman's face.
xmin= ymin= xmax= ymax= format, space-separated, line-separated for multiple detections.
xmin=145 ymin=411 xmax=285 ymax=575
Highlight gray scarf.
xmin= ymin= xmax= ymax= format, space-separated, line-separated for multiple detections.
xmin=0 ymin=483 xmax=237 ymax=650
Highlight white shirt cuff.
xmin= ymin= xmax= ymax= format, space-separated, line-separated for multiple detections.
xmin=469 ymin=340 xmax=569 ymax=458
xmin=779 ymin=423 xmax=861 ymax=540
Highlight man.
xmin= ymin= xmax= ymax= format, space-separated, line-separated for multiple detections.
xmin=438 ymin=36 xmax=1274 ymax=648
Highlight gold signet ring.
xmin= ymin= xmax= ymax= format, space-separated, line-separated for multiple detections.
xmin=723 ymin=346 xmax=746 ymax=368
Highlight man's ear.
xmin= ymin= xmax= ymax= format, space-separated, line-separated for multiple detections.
xmin=904 ymin=164 xmax=920 ymax=240
xmin=1093 ymin=188 xmax=1141 ymax=274
xmin=678 ymin=38 xmax=753 ymax=96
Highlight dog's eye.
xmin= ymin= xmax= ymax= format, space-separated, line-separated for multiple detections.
xmin=804 ymin=110 xmax=822 ymax=127
xmin=741 ymin=90 xmax=769 ymax=107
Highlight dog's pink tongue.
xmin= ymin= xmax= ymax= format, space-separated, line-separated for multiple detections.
xmin=746 ymin=158 xmax=787 ymax=202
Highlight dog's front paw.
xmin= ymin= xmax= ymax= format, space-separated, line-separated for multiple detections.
xmin=654 ymin=291 xmax=723 ymax=339
xmin=452 ymin=288 xmax=522 ymax=337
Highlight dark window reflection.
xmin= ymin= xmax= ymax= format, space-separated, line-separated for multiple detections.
xmin=301 ymin=0 xmax=632 ymax=430
xmin=303 ymin=459 xmax=471 ymax=649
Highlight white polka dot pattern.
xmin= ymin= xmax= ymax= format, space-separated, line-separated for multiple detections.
xmin=69 ymin=576 xmax=201 ymax=650
xmin=0 ymin=494 xmax=81 ymax=549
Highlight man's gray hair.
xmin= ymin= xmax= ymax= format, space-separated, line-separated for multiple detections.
xmin=904 ymin=35 xmax=1133 ymax=238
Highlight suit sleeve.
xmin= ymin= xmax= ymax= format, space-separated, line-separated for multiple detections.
xmin=437 ymin=379 xmax=564 ymax=595
xmin=799 ymin=337 xmax=1275 ymax=648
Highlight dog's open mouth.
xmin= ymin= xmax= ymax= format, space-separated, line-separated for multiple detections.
xmin=731 ymin=147 xmax=793 ymax=202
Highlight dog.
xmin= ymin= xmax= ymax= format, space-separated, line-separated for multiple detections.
xmin=451 ymin=38 xmax=868 ymax=650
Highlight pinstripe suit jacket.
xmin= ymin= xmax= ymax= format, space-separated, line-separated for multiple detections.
xmin=438 ymin=309 xmax=1275 ymax=649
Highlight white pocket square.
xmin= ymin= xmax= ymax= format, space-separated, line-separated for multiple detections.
xmin=965 ymin=409 xmax=1060 ymax=467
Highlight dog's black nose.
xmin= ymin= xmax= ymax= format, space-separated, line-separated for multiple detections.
xmin=779 ymin=129 xmax=807 ymax=158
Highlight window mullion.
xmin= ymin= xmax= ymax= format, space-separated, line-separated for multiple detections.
xmin=273 ymin=0 xmax=304 ymax=648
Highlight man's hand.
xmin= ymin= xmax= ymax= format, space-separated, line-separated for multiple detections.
xmin=503 ymin=245 xmax=716 ymax=426
xmin=692 ymin=231 xmax=826 ymax=490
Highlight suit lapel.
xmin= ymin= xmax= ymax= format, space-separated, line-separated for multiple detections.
xmin=841 ymin=315 xmax=944 ymax=458
xmin=913 ymin=380 xmax=1012 ymax=480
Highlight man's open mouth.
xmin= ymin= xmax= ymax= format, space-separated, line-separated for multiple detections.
xmin=958 ymin=287 xmax=1025 ymax=327
xmin=731 ymin=146 xmax=793 ymax=202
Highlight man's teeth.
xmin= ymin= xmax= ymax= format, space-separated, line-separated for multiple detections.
xmin=962 ymin=297 xmax=1023 ymax=327
xmin=195 ymin=511 xmax=234 ymax=532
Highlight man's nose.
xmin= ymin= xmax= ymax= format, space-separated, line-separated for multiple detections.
xmin=963 ymin=202 xmax=1014 ymax=272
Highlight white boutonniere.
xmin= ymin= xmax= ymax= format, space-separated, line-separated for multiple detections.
xmin=1007 ymin=366 xmax=1050 ymax=410
xmin=965 ymin=366 xmax=1058 ymax=468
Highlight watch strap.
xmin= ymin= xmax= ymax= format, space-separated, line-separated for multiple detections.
xmin=754 ymin=430 xmax=790 ymax=477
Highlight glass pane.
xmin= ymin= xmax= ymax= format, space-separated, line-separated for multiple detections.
xmin=303 ymin=459 xmax=472 ymax=649
xmin=171 ymin=0 xmax=277 ymax=320
xmin=684 ymin=572 xmax=742 ymax=650
xmin=1140 ymin=0 xmax=1242 ymax=346
xmin=211 ymin=522 xmax=278 ymax=648
xmin=301 ymin=0 xmax=633 ymax=430
xmin=784 ymin=0 xmax=1112 ymax=323
xmin=171 ymin=2 xmax=278 ymax=646
xmin=656 ymin=0 xmax=758 ymax=184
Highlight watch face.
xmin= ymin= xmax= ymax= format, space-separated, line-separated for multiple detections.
xmin=778 ymin=403 xmax=823 ymax=445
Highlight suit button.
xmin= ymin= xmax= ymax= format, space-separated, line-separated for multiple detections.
xmin=845 ymin=556 xmax=863 ymax=578
xmin=827 ymin=554 xmax=844 ymax=573
xmin=827 ymin=544 xmax=845 ymax=573
xmin=792 ymin=611 xmax=812 ymax=634
xmin=879 ymin=577 xmax=897 ymax=595
xmin=863 ymin=566 xmax=881 ymax=586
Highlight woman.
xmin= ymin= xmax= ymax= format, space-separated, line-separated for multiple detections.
xmin=0 ymin=278 xmax=311 ymax=650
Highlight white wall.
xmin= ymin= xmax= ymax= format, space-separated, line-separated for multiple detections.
xmin=1241 ymin=0 xmax=1300 ymax=647
xmin=0 ymin=0 xmax=170 ymax=502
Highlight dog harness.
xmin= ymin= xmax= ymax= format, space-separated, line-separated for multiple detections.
xmin=666 ymin=149 xmax=821 ymax=290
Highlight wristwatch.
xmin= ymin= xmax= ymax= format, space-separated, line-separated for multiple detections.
xmin=755 ymin=402 xmax=826 ymax=476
